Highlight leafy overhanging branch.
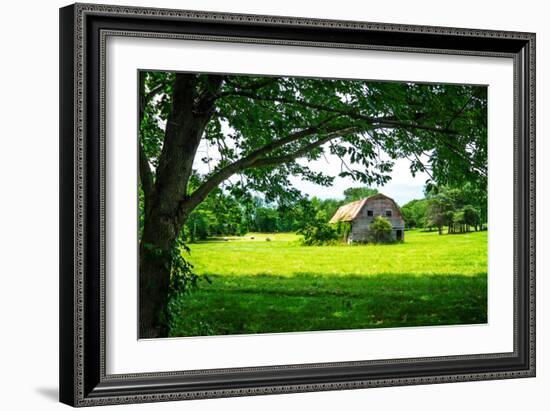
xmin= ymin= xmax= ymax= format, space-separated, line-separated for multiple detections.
xmin=139 ymin=73 xmax=487 ymax=220
xmin=216 ymin=90 xmax=463 ymax=136
xmin=181 ymin=125 xmax=361 ymax=217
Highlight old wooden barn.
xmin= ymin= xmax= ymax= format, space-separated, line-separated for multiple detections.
xmin=329 ymin=193 xmax=405 ymax=243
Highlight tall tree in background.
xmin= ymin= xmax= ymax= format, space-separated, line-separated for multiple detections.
xmin=401 ymin=198 xmax=429 ymax=228
xmin=139 ymin=72 xmax=487 ymax=337
xmin=343 ymin=186 xmax=378 ymax=202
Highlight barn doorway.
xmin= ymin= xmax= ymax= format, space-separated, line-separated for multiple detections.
xmin=396 ymin=230 xmax=403 ymax=241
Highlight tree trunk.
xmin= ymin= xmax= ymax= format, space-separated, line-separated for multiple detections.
xmin=139 ymin=197 xmax=184 ymax=337
xmin=138 ymin=73 xmax=223 ymax=338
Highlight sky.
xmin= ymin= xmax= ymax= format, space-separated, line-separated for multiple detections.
xmin=289 ymin=154 xmax=428 ymax=206
xmin=193 ymin=139 xmax=429 ymax=207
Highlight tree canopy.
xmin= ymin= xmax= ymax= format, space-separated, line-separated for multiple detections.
xmin=343 ymin=187 xmax=379 ymax=202
xmin=140 ymin=73 xmax=487 ymax=215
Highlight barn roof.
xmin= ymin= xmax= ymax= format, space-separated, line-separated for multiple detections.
xmin=328 ymin=198 xmax=367 ymax=223
xmin=328 ymin=193 xmax=403 ymax=224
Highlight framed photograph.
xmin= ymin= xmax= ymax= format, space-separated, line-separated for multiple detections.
xmin=59 ymin=3 xmax=535 ymax=407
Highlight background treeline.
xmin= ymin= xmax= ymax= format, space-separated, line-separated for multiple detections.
xmin=158 ymin=183 xmax=486 ymax=243
xmin=401 ymin=182 xmax=487 ymax=234
xmin=181 ymin=186 xmax=377 ymax=242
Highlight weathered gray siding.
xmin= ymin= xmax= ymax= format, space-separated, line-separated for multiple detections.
xmin=349 ymin=197 xmax=405 ymax=242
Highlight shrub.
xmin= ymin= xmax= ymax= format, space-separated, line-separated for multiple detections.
xmin=298 ymin=220 xmax=340 ymax=246
xmin=368 ymin=216 xmax=393 ymax=243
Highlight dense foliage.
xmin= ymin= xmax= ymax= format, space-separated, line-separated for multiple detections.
xmin=298 ymin=221 xmax=340 ymax=246
xmin=400 ymin=183 xmax=485 ymax=234
xmin=426 ymin=184 xmax=485 ymax=234
xmin=368 ymin=216 xmax=394 ymax=243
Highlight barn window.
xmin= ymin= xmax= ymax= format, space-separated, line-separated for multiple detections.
xmin=367 ymin=210 xmax=373 ymax=216
xmin=385 ymin=210 xmax=392 ymax=217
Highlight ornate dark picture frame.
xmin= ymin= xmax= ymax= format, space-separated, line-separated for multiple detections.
xmin=59 ymin=3 xmax=535 ymax=407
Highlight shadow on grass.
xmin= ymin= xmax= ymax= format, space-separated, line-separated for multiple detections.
xmin=168 ymin=272 xmax=487 ymax=338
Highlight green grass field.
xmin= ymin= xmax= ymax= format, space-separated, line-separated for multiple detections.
xmin=168 ymin=230 xmax=487 ymax=337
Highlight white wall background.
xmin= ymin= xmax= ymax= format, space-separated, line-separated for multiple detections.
xmin=0 ymin=0 xmax=546 ymax=409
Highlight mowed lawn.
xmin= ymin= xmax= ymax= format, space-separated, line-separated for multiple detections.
xmin=168 ymin=230 xmax=487 ymax=337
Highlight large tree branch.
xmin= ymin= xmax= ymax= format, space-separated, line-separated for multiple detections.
xmin=196 ymin=75 xmax=226 ymax=114
xmin=225 ymin=77 xmax=280 ymax=93
xmin=180 ymin=125 xmax=360 ymax=217
xmin=401 ymin=129 xmax=487 ymax=177
xmin=423 ymin=132 xmax=487 ymax=177
xmin=235 ymin=116 xmax=341 ymax=162
xmin=249 ymin=128 xmax=357 ymax=168
xmin=444 ymin=95 xmax=474 ymax=130
xmin=219 ymin=91 xmax=462 ymax=136
xmin=205 ymin=76 xmax=280 ymax=108
xmin=374 ymin=119 xmax=460 ymax=135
